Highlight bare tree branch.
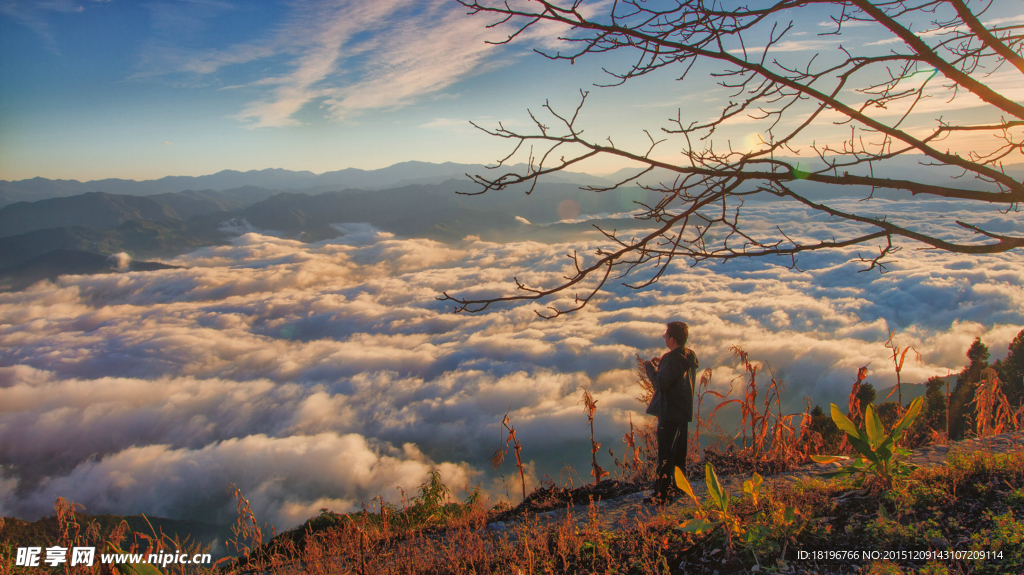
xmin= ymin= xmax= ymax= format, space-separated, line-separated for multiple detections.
xmin=442 ymin=0 xmax=1024 ymax=315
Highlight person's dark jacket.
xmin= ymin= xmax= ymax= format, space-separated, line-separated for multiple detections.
xmin=645 ymin=347 xmax=698 ymax=423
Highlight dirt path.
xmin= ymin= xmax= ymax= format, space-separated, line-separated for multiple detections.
xmin=486 ymin=431 xmax=1024 ymax=535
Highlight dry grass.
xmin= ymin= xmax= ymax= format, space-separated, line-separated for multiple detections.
xmin=0 ymin=497 xmax=214 ymax=575
xmin=971 ymin=367 xmax=1019 ymax=437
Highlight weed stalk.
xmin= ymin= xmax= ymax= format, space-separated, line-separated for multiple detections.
xmin=580 ymin=386 xmax=609 ymax=485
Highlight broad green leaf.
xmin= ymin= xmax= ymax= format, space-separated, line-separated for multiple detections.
xmin=745 ymin=472 xmax=761 ymax=503
xmin=810 ymin=454 xmax=847 ymax=464
xmin=830 ymin=403 xmax=866 ymax=443
xmin=876 ymin=444 xmax=892 ymax=462
xmin=784 ymin=506 xmax=796 ymax=524
xmin=891 ymin=397 xmax=924 ymax=437
xmin=680 ymin=518 xmax=719 ymax=534
xmin=847 ymin=435 xmax=879 ymax=464
xmin=743 ymin=473 xmax=763 ymax=506
xmin=876 ymin=434 xmax=895 ymax=456
xmin=705 ymin=463 xmax=726 ymax=513
xmin=865 ymin=405 xmax=885 ymax=449
xmin=674 ymin=466 xmax=699 ymax=506
xmin=878 ymin=503 xmax=890 ymax=520
xmin=847 ymin=458 xmax=868 ymax=470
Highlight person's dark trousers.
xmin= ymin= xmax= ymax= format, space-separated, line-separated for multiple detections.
xmin=654 ymin=418 xmax=689 ymax=499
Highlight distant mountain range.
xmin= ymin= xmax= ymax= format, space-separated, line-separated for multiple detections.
xmin=2 ymin=158 xmax=1018 ymax=291
xmin=0 ymin=161 xmax=618 ymax=207
xmin=4 ymin=158 xmax=1020 ymax=207
xmin=0 ymin=177 xmax=662 ymax=291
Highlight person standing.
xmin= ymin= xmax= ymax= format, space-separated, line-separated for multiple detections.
xmin=644 ymin=321 xmax=698 ymax=504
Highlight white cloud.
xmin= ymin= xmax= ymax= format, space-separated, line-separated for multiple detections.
xmin=140 ymin=0 xmax=578 ymax=128
xmin=1 ymin=201 xmax=1022 ymax=529
xmin=727 ymin=39 xmax=840 ymax=55
xmin=420 ymin=117 xmax=479 ymax=132
xmin=8 ymin=433 xmax=472 ymax=528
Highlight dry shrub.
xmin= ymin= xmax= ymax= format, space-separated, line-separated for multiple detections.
xmin=624 ymin=355 xmax=660 ymax=481
xmin=612 ymin=414 xmax=651 ymax=483
xmin=797 ymin=396 xmax=826 ymax=459
xmin=634 ymin=353 xmax=655 ymax=406
xmin=762 ymin=366 xmax=801 ymax=465
xmin=835 ymin=365 xmax=871 ymax=455
xmin=971 ymin=367 xmax=1018 ymax=437
xmin=703 ymin=347 xmax=805 ymax=472
xmin=730 ymin=346 xmax=760 ymax=452
xmin=579 ymin=386 xmax=609 ymax=484
xmin=491 ymin=410 xmax=527 ymax=502
xmin=848 ymin=366 xmax=869 ymax=426
xmin=691 ymin=367 xmax=723 ymax=464
xmin=926 ymin=427 xmax=949 ymax=445
xmin=884 ymin=330 xmax=920 ymax=416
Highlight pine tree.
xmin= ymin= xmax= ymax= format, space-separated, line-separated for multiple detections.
xmin=995 ymin=330 xmax=1024 ymax=408
xmin=922 ymin=375 xmax=948 ymax=434
xmin=856 ymin=383 xmax=877 ymax=409
xmin=949 ymin=338 xmax=989 ymax=439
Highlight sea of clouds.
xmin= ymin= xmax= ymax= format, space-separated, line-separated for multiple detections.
xmin=1 ymin=198 xmax=1022 ymax=530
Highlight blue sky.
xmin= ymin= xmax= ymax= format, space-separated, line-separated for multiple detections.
xmin=1 ymin=0 xmax=1021 ymax=181
xmin=1 ymin=0 xmax=626 ymax=180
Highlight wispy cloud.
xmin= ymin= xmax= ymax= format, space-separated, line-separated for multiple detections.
xmin=141 ymin=0 xmax=581 ymax=128
xmin=866 ymin=14 xmax=1024 ymax=46
xmin=727 ymin=39 xmax=840 ymax=55
xmin=817 ymin=19 xmax=874 ymax=28
xmin=0 ymin=0 xmax=94 ymax=54
xmin=985 ymin=14 xmax=1024 ymax=26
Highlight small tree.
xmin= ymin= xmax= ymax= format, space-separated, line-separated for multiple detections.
xmin=922 ymin=375 xmax=949 ymax=432
xmin=856 ymin=383 xmax=878 ymax=411
xmin=446 ymin=0 xmax=1024 ymax=315
xmin=949 ymin=337 xmax=990 ymax=439
xmin=994 ymin=329 xmax=1024 ymax=407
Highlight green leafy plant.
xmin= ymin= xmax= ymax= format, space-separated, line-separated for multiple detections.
xmin=811 ymin=397 xmax=923 ymax=490
xmin=674 ymin=463 xmax=794 ymax=561
xmin=674 ymin=463 xmax=744 ymax=555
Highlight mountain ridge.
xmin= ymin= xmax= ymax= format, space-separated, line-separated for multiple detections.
xmin=0 ymin=161 xmax=616 ymax=207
